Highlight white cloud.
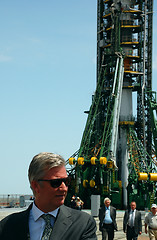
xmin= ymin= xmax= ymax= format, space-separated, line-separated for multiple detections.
xmin=0 ymin=54 xmax=12 ymax=62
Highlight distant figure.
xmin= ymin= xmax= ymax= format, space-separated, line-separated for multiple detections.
xmin=145 ymin=203 xmax=157 ymax=239
xmin=99 ymin=197 xmax=117 ymax=240
xmin=75 ymin=197 xmax=84 ymax=211
xmin=123 ymin=201 xmax=142 ymax=240
xmin=70 ymin=195 xmax=76 ymax=209
xmin=0 ymin=152 xmax=97 ymax=240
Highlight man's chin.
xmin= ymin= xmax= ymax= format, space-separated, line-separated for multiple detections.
xmin=56 ymin=196 xmax=66 ymax=204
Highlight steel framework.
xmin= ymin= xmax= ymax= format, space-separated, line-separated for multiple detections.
xmin=67 ymin=0 xmax=156 ymax=209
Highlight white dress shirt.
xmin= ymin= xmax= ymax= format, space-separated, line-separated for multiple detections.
xmin=29 ymin=202 xmax=59 ymax=240
xmin=129 ymin=209 xmax=136 ymax=227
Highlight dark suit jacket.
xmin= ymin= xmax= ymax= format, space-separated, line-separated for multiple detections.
xmin=0 ymin=204 xmax=97 ymax=240
xmin=99 ymin=205 xmax=117 ymax=232
xmin=123 ymin=209 xmax=142 ymax=235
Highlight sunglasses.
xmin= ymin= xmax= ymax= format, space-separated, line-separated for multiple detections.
xmin=38 ymin=177 xmax=70 ymax=188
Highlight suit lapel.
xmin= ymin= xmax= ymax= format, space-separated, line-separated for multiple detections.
xmin=103 ymin=206 xmax=106 ymax=219
xmin=50 ymin=205 xmax=73 ymax=240
xmin=110 ymin=206 xmax=113 ymax=217
xmin=15 ymin=203 xmax=32 ymax=239
xmin=134 ymin=210 xmax=138 ymax=222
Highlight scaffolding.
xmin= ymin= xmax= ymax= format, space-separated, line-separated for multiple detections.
xmin=67 ymin=0 xmax=155 ymax=209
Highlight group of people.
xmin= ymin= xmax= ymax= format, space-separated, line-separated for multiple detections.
xmin=0 ymin=151 xmax=157 ymax=240
xmin=99 ymin=197 xmax=157 ymax=240
xmin=70 ymin=196 xmax=84 ymax=210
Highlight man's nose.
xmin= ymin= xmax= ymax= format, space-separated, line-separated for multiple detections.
xmin=59 ymin=181 xmax=68 ymax=189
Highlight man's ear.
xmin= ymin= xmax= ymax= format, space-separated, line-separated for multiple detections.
xmin=31 ymin=180 xmax=40 ymax=194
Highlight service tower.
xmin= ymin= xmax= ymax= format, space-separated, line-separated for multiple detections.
xmin=68 ymin=0 xmax=156 ymax=209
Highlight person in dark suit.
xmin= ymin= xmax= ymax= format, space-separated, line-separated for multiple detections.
xmin=0 ymin=152 xmax=97 ymax=240
xmin=123 ymin=201 xmax=142 ymax=240
xmin=99 ymin=197 xmax=117 ymax=240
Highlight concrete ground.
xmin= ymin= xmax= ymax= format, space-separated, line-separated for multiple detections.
xmin=0 ymin=207 xmax=150 ymax=239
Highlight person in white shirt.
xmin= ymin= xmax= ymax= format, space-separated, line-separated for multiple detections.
xmin=99 ymin=197 xmax=117 ymax=240
xmin=145 ymin=203 xmax=157 ymax=239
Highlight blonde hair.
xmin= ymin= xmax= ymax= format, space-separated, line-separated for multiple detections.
xmin=104 ymin=197 xmax=111 ymax=204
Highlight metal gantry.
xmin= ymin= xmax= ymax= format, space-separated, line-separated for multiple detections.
xmin=67 ymin=0 xmax=156 ymax=209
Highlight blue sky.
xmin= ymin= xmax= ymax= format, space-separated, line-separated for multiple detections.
xmin=0 ymin=1 xmax=157 ymax=195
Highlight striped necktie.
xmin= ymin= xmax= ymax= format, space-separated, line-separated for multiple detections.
xmin=41 ymin=214 xmax=53 ymax=240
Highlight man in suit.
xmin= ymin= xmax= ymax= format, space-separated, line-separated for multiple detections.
xmin=123 ymin=201 xmax=142 ymax=240
xmin=99 ymin=197 xmax=117 ymax=240
xmin=0 ymin=152 xmax=97 ymax=240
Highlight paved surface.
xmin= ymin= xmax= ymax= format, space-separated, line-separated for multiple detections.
xmin=0 ymin=207 xmax=150 ymax=239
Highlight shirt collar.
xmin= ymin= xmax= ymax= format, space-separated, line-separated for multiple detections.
xmin=32 ymin=201 xmax=59 ymax=221
xmin=105 ymin=205 xmax=110 ymax=210
xmin=131 ymin=209 xmax=136 ymax=213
